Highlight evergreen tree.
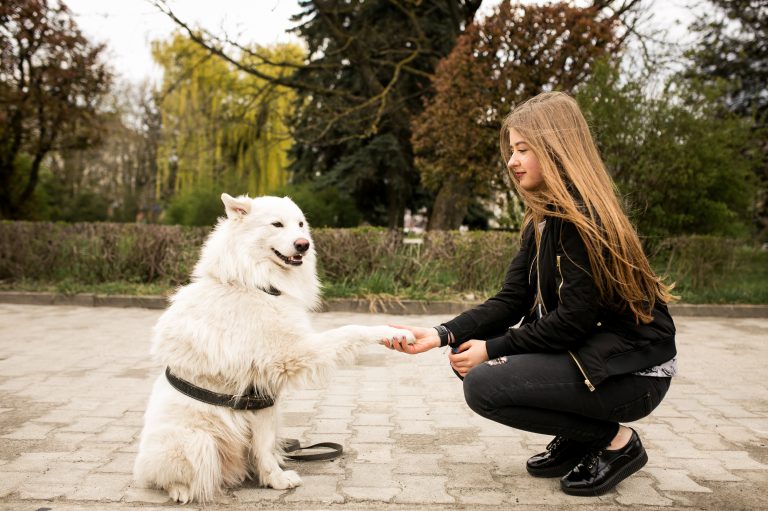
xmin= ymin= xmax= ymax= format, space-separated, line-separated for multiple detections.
xmin=287 ymin=0 xmax=482 ymax=227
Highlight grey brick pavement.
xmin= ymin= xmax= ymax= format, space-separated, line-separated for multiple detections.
xmin=0 ymin=304 xmax=766 ymax=510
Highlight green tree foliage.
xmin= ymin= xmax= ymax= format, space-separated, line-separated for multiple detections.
xmin=0 ymin=0 xmax=111 ymax=219
xmin=286 ymin=0 xmax=483 ymax=228
xmin=154 ymin=0 xmax=484 ymax=228
xmin=411 ymin=1 xmax=623 ymax=229
xmin=686 ymin=0 xmax=767 ymax=239
xmin=687 ymin=0 xmax=767 ymax=117
xmin=152 ymin=33 xmax=303 ymax=206
xmin=274 ymin=183 xmax=362 ymax=228
xmin=577 ymin=62 xmax=758 ymax=239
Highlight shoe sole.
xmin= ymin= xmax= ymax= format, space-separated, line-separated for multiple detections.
xmin=526 ymin=458 xmax=581 ymax=478
xmin=560 ymin=449 xmax=649 ymax=496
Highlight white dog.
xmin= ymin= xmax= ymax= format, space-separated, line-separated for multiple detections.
xmin=133 ymin=193 xmax=413 ymax=503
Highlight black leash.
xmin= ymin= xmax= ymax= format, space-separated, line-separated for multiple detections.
xmin=283 ymin=438 xmax=343 ymax=462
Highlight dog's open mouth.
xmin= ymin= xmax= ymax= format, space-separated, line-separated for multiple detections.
xmin=272 ymin=248 xmax=303 ymax=266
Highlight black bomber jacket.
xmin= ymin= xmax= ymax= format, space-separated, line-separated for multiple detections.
xmin=442 ymin=216 xmax=677 ymax=391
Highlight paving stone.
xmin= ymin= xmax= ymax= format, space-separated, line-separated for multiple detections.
xmin=392 ymin=475 xmax=454 ymax=504
xmin=283 ymin=475 xmax=343 ymax=503
xmin=453 ymin=489 xmax=508 ymax=505
xmin=16 ymin=482 xmax=70 ymax=500
xmin=353 ymin=413 xmax=391 ymax=426
xmin=58 ymin=417 xmax=114 ymax=433
xmin=0 ymin=452 xmax=63 ymax=472
xmin=643 ymin=467 xmax=713 ymax=492
xmin=614 ymin=474 xmax=674 ymax=506
xmin=440 ymin=443 xmax=488 ymax=463
xmin=281 ymin=399 xmax=318 ymax=413
xmin=713 ymin=450 xmax=768 ymax=471
xmin=396 ymin=419 xmax=435 ymax=435
xmin=675 ymin=458 xmax=743 ymax=482
xmin=123 ymin=486 xmax=172 ymax=503
xmin=444 ymin=462 xmax=502 ymax=489
xmin=0 ymin=471 xmax=32 ymax=497
xmin=732 ymin=417 xmax=768 ymax=436
xmin=1 ymin=422 xmax=56 ymax=440
xmin=394 ymin=453 xmax=445 ymax=475
xmin=351 ymin=425 xmax=394 ymax=443
xmin=96 ymin=452 xmax=136 ymax=473
xmin=92 ymin=426 xmax=139 ymax=443
xmin=344 ymin=463 xmax=396 ymax=488
xmin=316 ymin=406 xmax=354 ymax=419
xmin=311 ymin=418 xmax=351 ymax=435
xmin=65 ymin=473 xmax=132 ymax=501
xmin=715 ymin=425 xmax=758 ymax=444
xmin=349 ymin=443 xmax=392 ymax=463
xmin=342 ymin=485 xmax=400 ymax=502
xmin=288 ymin=459 xmax=344 ymax=475
xmin=684 ymin=432 xmax=733 ymax=450
xmin=650 ymin=439 xmax=710 ymax=459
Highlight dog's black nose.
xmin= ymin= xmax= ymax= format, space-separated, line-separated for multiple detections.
xmin=294 ymin=239 xmax=310 ymax=253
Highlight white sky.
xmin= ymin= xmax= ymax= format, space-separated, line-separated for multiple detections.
xmin=65 ymin=0 xmax=700 ymax=86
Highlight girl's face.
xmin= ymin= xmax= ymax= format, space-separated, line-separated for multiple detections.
xmin=506 ymin=129 xmax=544 ymax=192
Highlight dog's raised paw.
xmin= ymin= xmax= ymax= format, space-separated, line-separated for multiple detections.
xmin=267 ymin=469 xmax=303 ymax=490
xmin=375 ymin=326 xmax=415 ymax=345
xmin=167 ymin=482 xmax=192 ymax=504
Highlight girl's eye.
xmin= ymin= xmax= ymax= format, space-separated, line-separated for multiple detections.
xmin=271 ymin=222 xmax=283 ymax=228
xmin=299 ymin=221 xmax=304 ymax=228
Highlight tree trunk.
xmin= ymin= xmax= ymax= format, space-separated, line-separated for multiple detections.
xmin=428 ymin=179 xmax=470 ymax=230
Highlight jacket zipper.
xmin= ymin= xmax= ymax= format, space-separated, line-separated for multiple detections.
xmin=568 ymin=351 xmax=596 ymax=392
xmin=556 ymin=255 xmax=563 ymax=303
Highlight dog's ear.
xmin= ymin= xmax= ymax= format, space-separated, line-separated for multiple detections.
xmin=221 ymin=193 xmax=251 ymax=219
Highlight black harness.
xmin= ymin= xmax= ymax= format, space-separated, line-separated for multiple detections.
xmin=165 ymin=367 xmax=275 ymax=410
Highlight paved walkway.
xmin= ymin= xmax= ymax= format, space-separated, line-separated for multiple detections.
xmin=0 ymin=304 xmax=766 ymax=510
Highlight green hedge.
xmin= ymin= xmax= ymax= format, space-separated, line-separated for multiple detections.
xmin=1 ymin=221 xmax=765 ymax=303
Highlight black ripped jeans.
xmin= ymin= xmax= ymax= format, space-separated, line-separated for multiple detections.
xmin=460 ymin=353 xmax=671 ymax=449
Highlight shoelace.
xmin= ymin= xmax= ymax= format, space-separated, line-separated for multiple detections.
xmin=577 ymin=449 xmax=603 ymax=473
xmin=546 ymin=435 xmax=565 ymax=452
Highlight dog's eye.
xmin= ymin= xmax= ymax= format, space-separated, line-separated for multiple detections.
xmin=299 ymin=221 xmax=304 ymax=228
xmin=271 ymin=222 xmax=283 ymax=228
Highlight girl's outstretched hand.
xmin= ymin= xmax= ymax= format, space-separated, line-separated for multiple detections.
xmin=448 ymin=339 xmax=489 ymax=376
xmin=384 ymin=324 xmax=440 ymax=354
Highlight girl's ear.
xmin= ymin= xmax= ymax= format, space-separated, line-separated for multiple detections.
xmin=221 ymin=193 xmax=251 ymax=219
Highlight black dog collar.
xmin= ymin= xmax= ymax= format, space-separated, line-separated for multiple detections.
xmin=165 ymin=367 xmax=275 ymax=410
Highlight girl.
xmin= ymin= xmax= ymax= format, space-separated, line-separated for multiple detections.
xmin=386 ymin=91 xmax=677 ymax=496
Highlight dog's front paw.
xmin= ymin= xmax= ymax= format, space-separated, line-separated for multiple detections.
xmin=371 ymin=326 xmax=415 ymax=345
xmin=267 ymin=469 xmax=302 ymax=490
xmin=167 ymin=482 xmax=192 ymax=504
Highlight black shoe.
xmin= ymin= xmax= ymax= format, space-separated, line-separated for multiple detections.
xmin=526 ymin=436 xmax=590 ymax=478
xmin=560 ymin=428 xmax=648 ymax=496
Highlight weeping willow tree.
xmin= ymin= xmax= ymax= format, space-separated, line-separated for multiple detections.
xmin=152 ymin=33 xmax=302 ymax=200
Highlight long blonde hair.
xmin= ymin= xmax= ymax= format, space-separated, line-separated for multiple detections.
xmin=500 ymin=92 xmax=675 ymax=323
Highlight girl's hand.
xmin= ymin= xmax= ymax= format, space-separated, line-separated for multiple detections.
xmin=448 ymin=339 xmax=488 ymax=376
xmin=384 ymin=324 xmax=440 ymax=354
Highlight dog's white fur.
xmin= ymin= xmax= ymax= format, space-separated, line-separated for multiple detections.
xmin=133 ymin=194 xmax=413 ymax=503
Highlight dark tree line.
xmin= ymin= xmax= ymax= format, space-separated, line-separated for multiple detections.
xmin=0 ymin=0 xmax=111 ymax=219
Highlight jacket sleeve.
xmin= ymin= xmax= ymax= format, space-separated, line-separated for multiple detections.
xmin=442 ymin=225 xmax=534 ymax=343
xmin=484 ymin=220 xmax=601 ymax=359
